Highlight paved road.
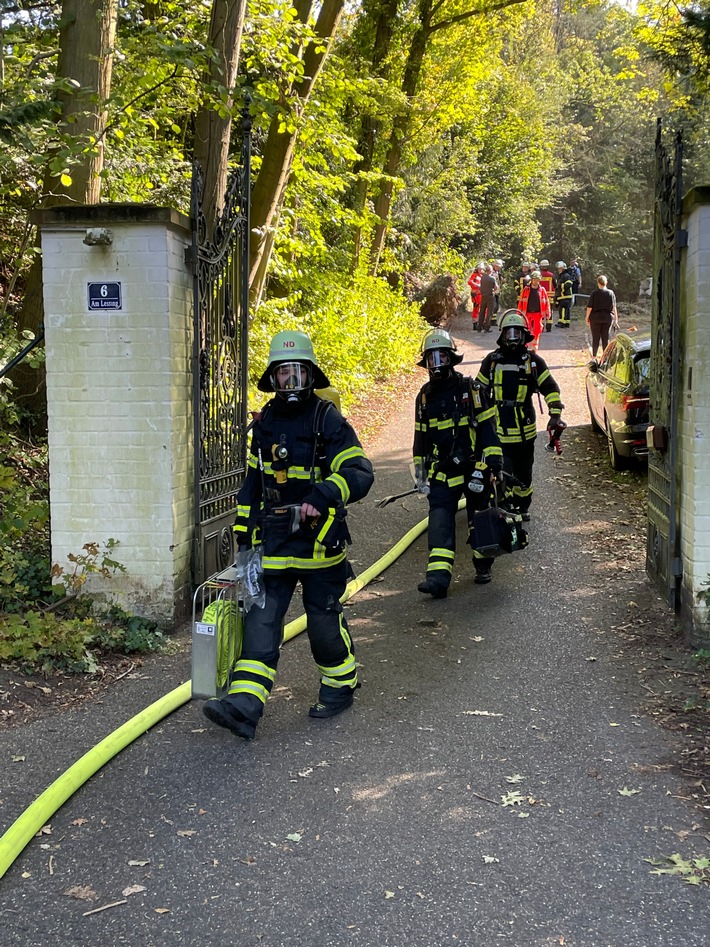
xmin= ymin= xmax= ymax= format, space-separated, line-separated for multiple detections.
xmin=2 ymin=312 xmax=708 ymax=946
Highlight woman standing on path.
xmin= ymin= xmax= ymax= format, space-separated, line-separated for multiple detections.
xmin=585 ymin=274 xmax=619 ymax=357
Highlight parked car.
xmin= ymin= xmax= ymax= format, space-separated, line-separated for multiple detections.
xmin=585 ymin=330 xmax=651 ymax=469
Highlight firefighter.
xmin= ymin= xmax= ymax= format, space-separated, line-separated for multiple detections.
xmin=202 ymin=331 xmax=374 ymax=739
xmin=515 ymin=262 xmax=532 ymax=305
xmin=538 ymin=260 xmax=556 ymax=330
xmin=467 ymin=262 xmax=485 ymax=328
xmin=518 ymin=270 xmax=551 ymax=353
xmin=477 ymin=312 xmax=564 ymax=520
xmin=554 ymin=261 xmax=574 ymax=328
xmin=413 ymin=328 xmax=503 ymax=596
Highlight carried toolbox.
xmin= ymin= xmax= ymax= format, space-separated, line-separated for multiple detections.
xmin=470 ymin=485 xmax=528 ymax=558
xmin=191 ymin=566 xmax=243 ymax=700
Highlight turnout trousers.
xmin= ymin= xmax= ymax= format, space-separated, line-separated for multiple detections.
xmin=224 ymin=559 xmax=356 ymax=728
xmin=502 ymin=439 xmax=536 ymax=514
xmin=424 ymin=479 xmax=494 ymax=594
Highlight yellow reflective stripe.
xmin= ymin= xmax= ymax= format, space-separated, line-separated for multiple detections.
xmin=236 ymin=505 xmax=250 ymax=518
xmin=316 ymin=510 xmax=335 ymax=545
xmin=263 ymin=551 xmax=346 ymax=570
xmin=331 ymin=445 xmax=366 ymax=471
xmin=234 ymin=659 xmax=275 ymax=681
xmin=248 ymin=455 xmax=259 ymax=470
xmin=432 ymin=547 xmax=455 ymax=560
xmin=317 ymin=656 xmax=357 ymax=678
xmin=228 ymin=681 xmax=269 ymax=704
xmin=415 ymin=421 xmax=426 ymax=432
xmin=429 ymin=418 xmax=455 ymax=430
xmin=428 ymin=561 xmax=453 ymax=574
xmin=329 ymin=472 xmax=349 ymax=503
xmin=478 ymin=406 xmax=496 ymax=422
xmin=537 ymin=368 xmax=551 ymax=384
xmin=233 ymin=524 xmax=248 ymax=535
xmin=433 ymin=472 xmax=464 ymax=487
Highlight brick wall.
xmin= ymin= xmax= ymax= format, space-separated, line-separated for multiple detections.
xmin=36 ymin=206 xmax=194 ymax=625
xmin=679 ymin=188 xmax=710 ymax=644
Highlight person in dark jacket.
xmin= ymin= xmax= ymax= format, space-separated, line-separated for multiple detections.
xmin=477 ymin=311 xmax=564 ymax=519
xmin=585 ymin=274 xmax=619 ymax=357
xmin=554 ymin=262 xmax=574 ymax=328
xmin=413 ymin=329 xmax=503 ymax=596
xmin=202 ymin=331 xmax=374 ymax=739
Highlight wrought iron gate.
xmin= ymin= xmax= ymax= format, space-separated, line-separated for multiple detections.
xmin=646 ymin=120 xmax=685 ymax=608
xmin=190 ymin=109 xmax=252 ymax=586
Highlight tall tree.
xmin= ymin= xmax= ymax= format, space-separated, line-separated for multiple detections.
xmin=248 ymin=0 xmax=344 ymax=308
xmin=192 ymin=0 xmax=247 ymax=232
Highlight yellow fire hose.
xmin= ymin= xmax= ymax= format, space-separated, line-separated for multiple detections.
xmin=0 ymin=503 xmax=464 ymax=880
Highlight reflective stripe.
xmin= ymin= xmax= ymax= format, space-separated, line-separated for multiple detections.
xmin=234 ymin=659 xmax=276 ymax=682
xmin=317 ymin=656 xmax=357 ymax=678
xmin=316 ymin=510 xmax=335 ymax=545
xmin=330 ymin=472 xmax=350 ymax=503
xmin=332 ymin=445 xmax=366 ymax=471
xmin=264 ymin=551 xmax=347 ymax=570
xmin=428 ymin=418 xmax=455 ymax=430
xmin=236 ymin=505 xmax=250 ymax=518
xmin=431 ymin=547 xmax=454 ymax=560
xmin=228 ymin=680 xmax=270 ymax=704
xmin=433 ymin=472 xmax=465 ymax=487
xmin=427 ymin=560 xmax=453 ymax=574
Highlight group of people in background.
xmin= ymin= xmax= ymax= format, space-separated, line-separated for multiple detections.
xmin=468 ymin=256 xmax=618 ymax=358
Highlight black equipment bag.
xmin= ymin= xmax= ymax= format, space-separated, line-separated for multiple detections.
xmin=470 ymin=485 xmax=528 ymax=558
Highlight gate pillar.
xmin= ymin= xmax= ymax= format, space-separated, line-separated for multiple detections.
xmin=678 ymin=186 xmax=710 ymax=646
xmin=33 ymin=204 xmax=194 ymax=626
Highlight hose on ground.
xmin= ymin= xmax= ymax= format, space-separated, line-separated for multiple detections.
xmin=0 ymin=503 xmax=454 ymax=880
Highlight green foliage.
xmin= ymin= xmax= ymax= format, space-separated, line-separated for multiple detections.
xmin=646 ymin=853 xmax=710 ymax=886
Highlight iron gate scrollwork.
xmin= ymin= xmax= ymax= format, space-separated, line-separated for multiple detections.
xmin=646 ymin=120 xmax=684 ymax=608
xmin=190 ymin=108 xmax=252 ymax=586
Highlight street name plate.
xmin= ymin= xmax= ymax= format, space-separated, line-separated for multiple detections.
xmin=88 ymin=281 xmax=122 ymax=310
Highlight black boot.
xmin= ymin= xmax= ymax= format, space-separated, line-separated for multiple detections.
xmin=203 ymin=698 xmax=256 ymax=739
xmin=417 ymin=579 xmax=448 ymax=598
xmin=474 ymin=569 xmax=492 ymax=585
xmin=309 ymin=683 xmax=358 ymax=719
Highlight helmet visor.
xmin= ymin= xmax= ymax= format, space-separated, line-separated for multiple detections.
xmin=503 ymin=327 xmax=525 ymax=344
xmin=273 ymin=362 xmax=312 ymax=393
xmin=425 ymin=350 xmax=451 ymax=371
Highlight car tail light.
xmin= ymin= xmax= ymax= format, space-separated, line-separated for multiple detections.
xmin=622 ymin=394 xmax=648 ymax=413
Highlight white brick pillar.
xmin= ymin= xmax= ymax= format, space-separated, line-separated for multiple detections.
xmin=33 ymin=205 xmax=194 ymax=625
xmin=678 ymin=187 xmax=710 ymax=646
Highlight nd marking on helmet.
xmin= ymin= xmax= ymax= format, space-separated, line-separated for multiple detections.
xmin=257 ymin=329 xmax=331 ymax=395
xmin=419 ymin=328 xmax=462 ymax=377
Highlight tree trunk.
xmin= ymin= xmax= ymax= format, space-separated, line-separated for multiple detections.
xmin=248 ymin=0 xmax=344 ymax=307
xmin=11 ymin=0 xmax=118 ymax=420
xmin=368 ymin=4 xmax=430 ymax=275
xmin=350 ymin=0 xmax=400 ymax=272
xmin=192 ymin=0 xmax=247 ymax=235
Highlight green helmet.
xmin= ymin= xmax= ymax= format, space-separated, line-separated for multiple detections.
xmin=497 ymin=310 xmax=533 ymax=347
xmin=417 ymin=328 xmax=463 ymax=377
xmin=257 ymin=330 xmax=331 ymax=395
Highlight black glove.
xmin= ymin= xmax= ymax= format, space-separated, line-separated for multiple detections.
xmin=547 ymin=416 xmax=565 ymax=432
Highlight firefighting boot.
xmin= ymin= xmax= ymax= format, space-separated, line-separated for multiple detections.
xmin=202 ymin=698 xmax=256 ymax=740
xmin=309 ymin=683 xmax=359 ymax=719
xmin=417 ymin=578 xmax=448 ymax=598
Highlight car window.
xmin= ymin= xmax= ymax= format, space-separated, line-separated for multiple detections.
xmin=610 ymin=344 xmax=632 ymax=385
xmin=634 ymin=353 xmax=650 ymax=383
xmin=599 ymin=340 xmax=617 ymax=371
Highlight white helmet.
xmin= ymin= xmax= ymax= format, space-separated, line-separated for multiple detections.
xmin=556 ymin=261 xmax=567 ymax=270
xmin=539 ymin=259 xmax=549 ymax=267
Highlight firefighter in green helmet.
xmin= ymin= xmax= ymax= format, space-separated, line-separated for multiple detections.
xmin=202 ymin=330 xmax=374 ymax=739
xmin=413 ymin=328 xmax=504 ymax=596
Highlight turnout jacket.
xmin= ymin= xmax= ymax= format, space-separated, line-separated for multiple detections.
xmin=413 ymin=371 xmax=503 ymax=487
xmin=234 ymin=395 xmax=374 ymax=570
xmin=476 ymin=347 xmax=563 ymax=444
xmin=555 ymin=270 xmax=574 ymax=302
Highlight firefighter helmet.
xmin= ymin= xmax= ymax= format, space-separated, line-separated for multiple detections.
xmin=531 ymin=270 xmax=541 ymax=280
xmin=417 ymin=328 xmax=463 ymax=377
xmin=556 ymin=261 xmax=567 ymax=270
xmin=497 ymin=310 xmax=533 ymax=347
xmin=257 ymin=330 xmax=331 ymax=396
xmin=521 ymin=262 xmax=532 ymax=270
xmin=539 ymin=259 xmax=550 ymax=267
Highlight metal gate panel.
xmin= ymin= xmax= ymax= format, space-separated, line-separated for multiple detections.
xmin=190 ymin=110 xmax=252 ymax=586
xmin=646 ymin=121 xmax=684 ymax=607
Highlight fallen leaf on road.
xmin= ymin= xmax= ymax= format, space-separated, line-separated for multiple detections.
xmin=122 ymin=884 xmax=147 ymax=897
xmin=64 ymin=885 xmax=97 ymax=901
xmin=618 ymin=787 xmax=641 ymax=796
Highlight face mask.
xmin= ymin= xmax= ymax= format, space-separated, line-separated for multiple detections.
xmin=272 ymin=362 xmax=312 ymax=401
xmin=503 ymin=328 xmax=524 ymax=345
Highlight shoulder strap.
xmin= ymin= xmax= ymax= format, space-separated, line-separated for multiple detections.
xmin=310 ymin=398 xmax=336 ymax=482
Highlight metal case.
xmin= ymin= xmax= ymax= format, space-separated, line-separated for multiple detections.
xmin=191 ymin=566 xmax=243 ymax=700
